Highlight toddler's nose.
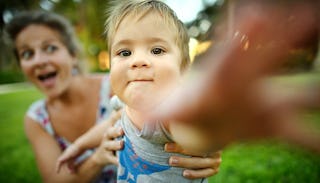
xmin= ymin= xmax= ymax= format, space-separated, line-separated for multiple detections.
xmin=131 ymin=57 xmax=151 ymax=68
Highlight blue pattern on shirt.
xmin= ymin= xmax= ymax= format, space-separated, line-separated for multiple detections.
xmin=118 ymin=136 xmax=170 ymax=182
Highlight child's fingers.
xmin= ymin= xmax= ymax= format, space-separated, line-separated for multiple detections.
xmin=169 ymin=156 xmax=222 ymax=169
xmin=183 ymin=168 xmax=219 ymax=179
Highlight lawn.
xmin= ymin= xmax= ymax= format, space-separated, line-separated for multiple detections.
xmin=0 ymin=87 xmax=319 ymax=183
xmin=0 ymin=89 xmax=42 ymax=183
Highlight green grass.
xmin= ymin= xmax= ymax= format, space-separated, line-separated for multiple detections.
xmin=0 ymin=88 xmax=319 ymax=183
xmin=209 ymin=142 xmax=320 ymax=183
xmin=0 ymin=89 xmax=43 ymax=183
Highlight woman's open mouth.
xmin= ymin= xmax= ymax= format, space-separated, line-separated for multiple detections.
xmin=38 ymin=71 xmax=57 ymax=81
xmin=37 ymin=71 xmax=58 ymax=88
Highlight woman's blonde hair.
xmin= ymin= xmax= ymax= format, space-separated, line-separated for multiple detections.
xmin=105 ymin=0 xmax=190 ymax=70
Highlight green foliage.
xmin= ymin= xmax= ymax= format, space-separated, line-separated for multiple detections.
xmin=1 ymin=0 xmax=110 ymax=74
xmin=53 ymin=0 xmax=110 ymax=72
xmin=0 ymin=70 xmax=25 ymax=84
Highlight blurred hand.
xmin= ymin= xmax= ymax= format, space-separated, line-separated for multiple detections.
xmin=151 ymin=1 xmax=320 ymax=153
xmin=165 ymin=143 xmax=221 ymax=179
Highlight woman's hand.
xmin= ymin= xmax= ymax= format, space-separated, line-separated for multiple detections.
xmin=58 ymin=126 xmax=124 ymax=173
xmin=56 ymin=110 xmax=123 ymax=173
xmin=91 ymin=126 xmax=124 ymax=166
xmin=165 ymin=143 xmax=221 ymax=179
xmin=56 ymin=143 xmax=84 ymax=173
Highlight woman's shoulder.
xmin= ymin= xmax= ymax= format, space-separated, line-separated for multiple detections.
xmin=26 ymin=99 xmax=46 ymax=119
xmin=25 ymin=99 xmax=53 ymax=129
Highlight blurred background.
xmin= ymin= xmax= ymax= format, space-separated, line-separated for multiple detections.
xmin=0 ymin=0 xmax=319 ymax=182
xmin=0 ymin=0 xmax=222 ymax=84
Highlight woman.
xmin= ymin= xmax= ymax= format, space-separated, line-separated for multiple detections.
xmin=5 ymin=11 xmax=221 ymax=183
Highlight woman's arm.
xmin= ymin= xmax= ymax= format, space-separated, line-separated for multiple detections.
xmin=75 ymin=110 xmax=122 ymax=149
xmin=24 ymin=116 xmax=118 ymax=183
xmin=56 ymin=110 xmax=122 ymax=172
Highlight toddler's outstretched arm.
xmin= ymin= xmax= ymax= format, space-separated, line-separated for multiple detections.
xmin=150 ymin=1 xmax=320 ymax=153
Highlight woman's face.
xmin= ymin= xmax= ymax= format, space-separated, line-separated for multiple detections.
xmin=15 ymin=24 xmax=76 ymax=98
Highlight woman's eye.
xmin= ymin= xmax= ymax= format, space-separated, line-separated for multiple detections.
xmin=44 ymin=45 xmax=58 ymax=54
xmin=118 ymin=50 xmax=132 ymax=57
xmin=20 ymin=50 xmax=33 ymax=60
xmin=151 ymin=48 xmax=165 ymax=55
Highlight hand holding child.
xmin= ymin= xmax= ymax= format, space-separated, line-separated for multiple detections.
xmin=165 ymin=142 xmax=221 ymax=179
xmin=56 ymin=110 xmax=122 ymax=173
xmin=91 ymin=126 xmax=124 ymax=166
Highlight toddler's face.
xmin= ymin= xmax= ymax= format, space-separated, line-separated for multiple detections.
xmin=110 ymin=12 xmax=182 ymax=111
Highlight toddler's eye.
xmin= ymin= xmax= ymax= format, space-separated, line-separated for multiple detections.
xmin=20 ymin=50 xmax=34 ymax=60
xmin=118 ymin=50 xmax=132 ymax=57
xmin=44 ymin=45 xmax=58 ymax=54
xmin=151 ymin=48 xmax=165 ymax=55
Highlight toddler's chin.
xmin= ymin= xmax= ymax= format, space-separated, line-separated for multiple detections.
xmin=128 ymin=100 xmax=158 ymax=112
xmin=125 ymin=98 xmax=158 ymax=113
xmin=125 ymin=93 xmax=163 ymax=110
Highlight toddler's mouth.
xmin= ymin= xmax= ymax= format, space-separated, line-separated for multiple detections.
xmin=133 ymin=79 xmax=153 ymax=82
xmin=128 ymin=79 xmax=154 ymax=84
